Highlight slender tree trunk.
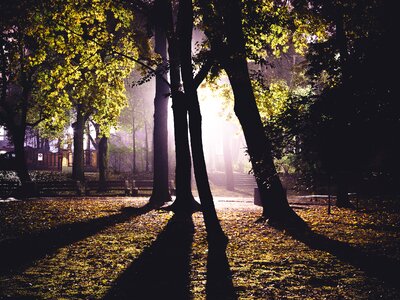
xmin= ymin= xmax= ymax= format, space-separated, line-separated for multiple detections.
xmin=36 ymin=131 xmax=40 ymax=149
xmin=164 ymin=0 xmax=199 ymax=213
xmin=72 ymin=105 xmax=85 ymax=182
xmin=132 ymin=115 xmax=136 ymax=175
xmin=98 ymin=136 xmax=108 ymax=190
xmin=144 ymin=119 xmax=149 ymax=173
xmin=179 ymin=0 xmax=226 ymax=243
xmin=12 ymin=127 xmax=30 ymax=183
xmin=149 ymin=4 xmax=172 ymax=205
xmin=86 ymin=122 xmax=91 ymax=167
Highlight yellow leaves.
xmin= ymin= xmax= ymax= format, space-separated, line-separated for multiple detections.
xmin=253 ymin=79 xmax=290 ymax=120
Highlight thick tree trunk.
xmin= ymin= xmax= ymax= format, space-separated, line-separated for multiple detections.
xmin=214 ymin=0 xmax=305 ymax=227
xmin=98 ymin=136 xmax=108 ymax=190
xmin=149 ymin=7 xmax=172 ymax=205
xmin=72 ymin=105 xmax=85 ymax=182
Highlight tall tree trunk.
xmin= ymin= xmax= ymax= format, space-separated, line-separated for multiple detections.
xmin=36 ymin=131 xmax=40 ymax=149
xmin=1 ymin=32 xmax=31 ymax=186
xmin=164 ymin=0 xmax=199 ymax=213
xmin=132 ymin=115 xmax=136 ymax=175
xmin=223 ymin=126 xmax=234 ymax=191
xmin=212 ymin=0 xmax=305 ymax=227
xmin=149 ymin=3 xmax=172 ymax=205
xmin=333 ymin=10 xmax=353 ymax=208
xmin=44 ymin=138 xmax=50 ymax=151
xmin=72 ymin=105 xmax=85 ymax=182
xmin=178 ymin=0 xmax=226 ymax=243
xmin=12 ymin=127 xmax=30 ymax=183
xmin=86 ymin=122 xmax=91 ymax=167
xmin=98 ymin=136 xmax=108 ymax=190
xmin=144 ymin=119 xmax=149 ymax=172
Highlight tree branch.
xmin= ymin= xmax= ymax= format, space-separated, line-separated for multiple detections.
xmin=44 ymin=14 xmax=171 ymax=87
xmin=193 ymin=55 xmax=213 ymax=89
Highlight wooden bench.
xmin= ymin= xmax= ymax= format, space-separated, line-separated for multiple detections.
xmin=0 ymin=181 xmax=20 ymax=198
xmin=36 ymin=181 xmax=84 ymax=196
xmin=85 ymin=180 xmax=131 ymax=196
xmin=131 ymin=180 xmax=175 ymax=196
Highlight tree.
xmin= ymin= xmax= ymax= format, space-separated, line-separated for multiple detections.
xmin=197 ymin=0 xmax=308 ymax=227
xmin=162 ymin=0 xmax=200 ymax=213
xmin=177 ymin=0 xmax=227 ymax=243
xmin=29 ymin=0 xmax=140 ymax=181
xmin=291 ymin=0 xmax=398 ymax=205
xmin=0 ymin=0 xmax=47 ymax=188
xmin=148 ymin=0 xmax=171 ymax=205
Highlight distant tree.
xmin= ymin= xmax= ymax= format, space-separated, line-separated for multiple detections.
xmin=121 ymin=76 xmax=152 ymax=175
xmin=28 ymin=0 xmax=141 ymax=181
xmin=0 ymin=1 xmax=47 ymax=187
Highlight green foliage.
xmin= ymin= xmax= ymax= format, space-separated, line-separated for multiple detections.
xmin=253 ymin=79 xmax=290 ymax=120
xmin=241 ymin=0 xmax=328 ymax=62
xmin=26 ymin=0 xmax=143 ymax=136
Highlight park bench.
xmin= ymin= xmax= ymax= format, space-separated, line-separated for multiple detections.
xmin=0 ymin=181 xmax=20 ymax=198
xmin=131 ymin=179 xmax=176 ymax=196
xmin=36 ymin=181 xmax=84 ymax=196
xmin=85 ymin=180 xmax=131 ymax=196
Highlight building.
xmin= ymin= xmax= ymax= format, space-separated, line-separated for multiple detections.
xmin=0 ymin=126 xmax=97 ymax=172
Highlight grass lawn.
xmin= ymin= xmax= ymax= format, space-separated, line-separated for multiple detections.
xmin=0 ymin=196 xmax=399 ymax=299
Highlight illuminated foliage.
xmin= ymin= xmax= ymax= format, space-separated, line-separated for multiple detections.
xmin=27 ymin=0 xmax=142 ymax=136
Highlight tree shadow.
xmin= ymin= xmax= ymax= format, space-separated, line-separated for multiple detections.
xmin=206 ymin=245 xmax=237 ymax=300
xmin=284 ymin=227 xmax=400 ymax=288
xmin=103 ymin=214 xmax=194 ymax=300
xmin=0 ymin=203 xmax=153 ymax=276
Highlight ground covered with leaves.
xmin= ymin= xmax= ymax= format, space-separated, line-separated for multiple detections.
xmin=0 ymin=196 xmax=399 ymax=299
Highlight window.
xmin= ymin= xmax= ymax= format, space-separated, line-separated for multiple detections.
xmin=38 ymin=153 xmax=43 ymax=161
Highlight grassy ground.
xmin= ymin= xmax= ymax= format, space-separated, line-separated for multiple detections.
xmin=0 ymin=195 xmax=399 ymax=299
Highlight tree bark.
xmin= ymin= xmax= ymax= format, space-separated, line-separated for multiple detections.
xmin=72 ymin=105 xmax=85 ymax=182
xmin=178 ymin=0 xmax=226 ymax=244
xmin=149 ymin=2 xmax=172 ymax=205
xmin=11 ymin=127 xmax=30 ymax=183
xmin=144 ymin=119 xmax=149 ymax=173
xmin=98 ymin=136 xmax=108 ymax=190
xmin=209 ymin=0 xmax=305 ymax=227
xmin=86 ymin=122 xmax=91 ymax=166
xmin=132 ymin=115 xmax=136 ymax=175
xmin=164 ymin=0 xmax=200 ymax=213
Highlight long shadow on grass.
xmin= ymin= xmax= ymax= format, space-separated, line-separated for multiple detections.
xmin=0 ymin=203 xmax=153 ymax=276
xmin=206 ymin=245 xmax=237 ymax=300
xmin=286 ymin=227 xmax=400 ymax=287
xmin=103 ymin=214 xmax=194 ymax=300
